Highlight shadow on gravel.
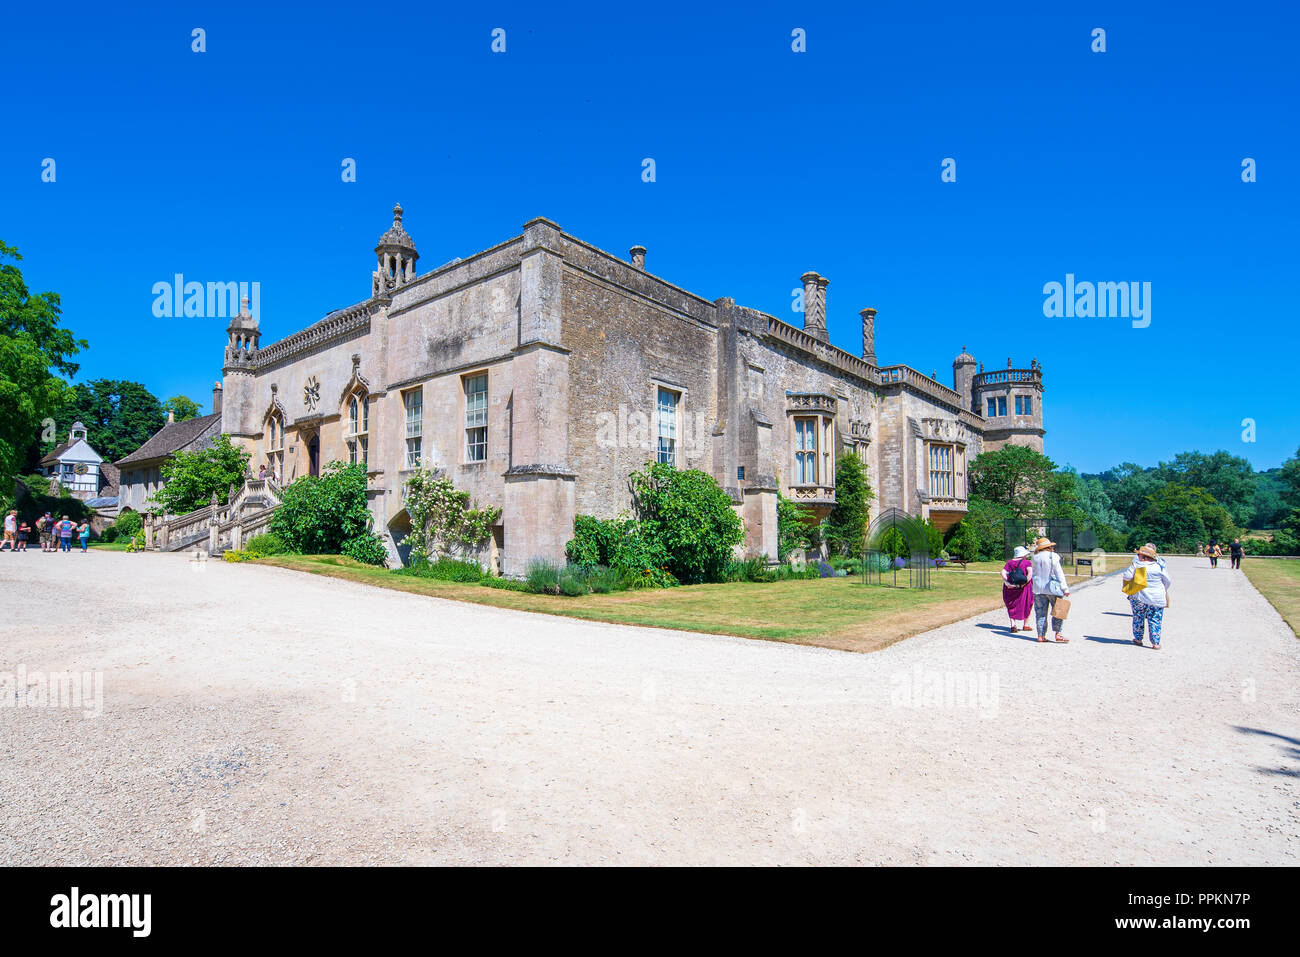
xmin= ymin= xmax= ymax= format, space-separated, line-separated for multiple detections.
xmin=975 ymin=623 xmax=1041 ymax=643
xmin=1101 ymin=611 xmax=1132 ymax=617
xmin=1084 ymin=635 xmax=1142 ymax=645
xmin=1234 ymin=726 xmax=1300 ymax=777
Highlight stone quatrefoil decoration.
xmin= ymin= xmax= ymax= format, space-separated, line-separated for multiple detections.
xmin=303 ymin=375 xmax=321 ymax=411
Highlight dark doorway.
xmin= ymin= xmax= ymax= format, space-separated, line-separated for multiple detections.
xmin=308 ymin=435 xmax=320 ymax=477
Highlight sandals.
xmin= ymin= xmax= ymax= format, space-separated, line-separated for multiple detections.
xmin=1054 ymin=636 xmax=1069 ymax=643
xmin=1132 ymin=638 xmax=1144 ymax=646
xmin=1036 ymin=636 xmax=1048 ymax=643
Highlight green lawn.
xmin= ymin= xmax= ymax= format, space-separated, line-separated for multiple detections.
xmin=90 ymin=541 xmax=131 ymax=551
xmin=255 ymin=554 xmax=1037 ymax=653
xmin=1242 ymin=559 xmax=1300 ymax=638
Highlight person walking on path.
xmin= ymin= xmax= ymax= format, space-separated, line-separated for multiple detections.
xmin=1230 ymin=538 xmax=1244 ymax=570
xmin=1000 ymin=545 xmax=1034 ymax=632
xmin=56 ymin=516 xmax=74 ymax=554
xmin=77 ymin=521 xmax=91 ymax=553
xmin=1031 ymin=537 xmax=1071 ymax=643
xmin=1123 ymin=542 xmax=1172 ymax=649
xmin=1 ymin=509 xmax=16 ymax=551
xmin=1209 ymin=541 xmax=1222 ymax=568
xmin=16 ymin=520 xmax=30 ymax=552
xmin=38 ymin=512 xmax=54 ymax=552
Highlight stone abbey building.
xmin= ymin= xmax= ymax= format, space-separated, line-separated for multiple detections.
xmin=214 ymin=205 xmax=1044 ymax=574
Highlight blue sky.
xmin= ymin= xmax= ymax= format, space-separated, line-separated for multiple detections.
xmin=3 ymin=0 xmax=1296 ymax=472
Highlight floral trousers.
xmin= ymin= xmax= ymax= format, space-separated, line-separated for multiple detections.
xmin=1129 ymin=597 xmax=1164 ymax=646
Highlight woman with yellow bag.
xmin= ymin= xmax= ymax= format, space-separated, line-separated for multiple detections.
xmin=1122 ymin=542 xmax=1172 ymax=649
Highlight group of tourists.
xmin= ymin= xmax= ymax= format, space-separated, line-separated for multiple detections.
xmin=1198 ymin=539 xmax=1244 ymax=570
xmin=0 ymin=510 xmax=91 ymax=554
xmin=1000 ymin=537 xmax=1172 ymax=649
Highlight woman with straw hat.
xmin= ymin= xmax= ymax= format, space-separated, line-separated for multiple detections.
xmin=1031 ymin=536 xmax=1071 ymax=643
xmin=1000 ymin=545 xmax=1034 ymax=632
xmin=1122 ymin=542 xmax=1172 ymax=649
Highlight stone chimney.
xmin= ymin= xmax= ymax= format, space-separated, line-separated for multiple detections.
xmin=629 ymin=245 xmax=646 ymax=270
xmin=212 ymin=381 xmax=223 ymax=416
xmin=860 ymin=307 xmax=877 ymax=365
xmin=167 ymin=409 xmax=175 ymax=424
xmin=801 ymin=271 xmax=828 ymax=341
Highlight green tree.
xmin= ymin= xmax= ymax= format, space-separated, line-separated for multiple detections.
xmin=0 ymin=240 xmax=85 ymax=485
xmin=824 ymin=454 xmax=875 ymax=557
xmin=1130 ymin=483 xmax=1235 ymax=552
xmin=1279 ymin=447 xmax=1300 ymax=511
xmin=1153 ymin=451 xmax=1257 ymax=527
xmin=944 ymin=518 xmax=981 ymax=561
xmin=1096 ymin=463 xmax=1162 ymax=527
xmin=49 ymin=379 xmax=166 ymax=463
xmin=962 ymin=496 xmax=1015 ymax=560
xmin=151 ymin=433 xmax=250 ymax=515
xmin=629 ymin=462 xmax=744 ymax=584
xmin=163 ymin=395 xmax=201 ymax=423
xmin=968 ymin=445 xmax=1057 ymax=516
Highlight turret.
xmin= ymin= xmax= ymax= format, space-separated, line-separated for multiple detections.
xmin=970 ymin=354 xmax=1045 ymax=452
xmin=952 ymin=346 xmax=978 ymax=412
xmin=371 ymin=203 xmax=420 ymax=298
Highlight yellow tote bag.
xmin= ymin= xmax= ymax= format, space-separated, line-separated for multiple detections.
xmin=1122 ymin=564 xmax=1147 ymax=596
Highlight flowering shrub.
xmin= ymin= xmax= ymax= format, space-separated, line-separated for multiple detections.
xmin=403 ymin=470 xmax=501 ymax=563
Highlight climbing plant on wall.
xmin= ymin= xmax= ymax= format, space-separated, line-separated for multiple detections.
xmin=402 ymin=469 xmax=501 ymax=562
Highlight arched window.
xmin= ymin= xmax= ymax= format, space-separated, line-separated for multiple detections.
xmin=346 ymin=391 xmax=369 ymax=467
xmin=265 ymin=411 xmax=285 ymax=482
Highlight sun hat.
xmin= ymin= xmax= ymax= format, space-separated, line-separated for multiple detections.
xmin=1012 ymin=545 xmax=1030 ymax=559
xmin=1137 ymin=542 xmax=1158 ymax=559
xmin=1033 ymin=537 xmax=1056 ymax=552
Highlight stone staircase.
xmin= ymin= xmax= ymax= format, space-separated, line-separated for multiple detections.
xmin=148 ymin=475 xmax=282 ymax=556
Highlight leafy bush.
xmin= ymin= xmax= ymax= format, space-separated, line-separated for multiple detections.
xmin=831 ymin=556 xmax=864 ymax=576
xmin=565 ymin=514 xmax=672 ymax=586
xmin=271 ymin=461 xmax=374 ymax=555
xmin=243 ymin=532 xmax=288 ymax=556
xmin=817 ymin=559 xmax=835 ymax=578
xmin=629 ymin=462 xmax=744 ymax=584
xmin=341 ymin=532 xmax=388 ymax=567
xmin=525 ymin=558 xmax=562 ymax=594
xmin=113 ymin=509 xmax=142 ymax=538
xmin=401 ymin=556 xmax=484 ymax=582
xmin=776 ymin=492 xmax=816 ymax=562
xmin=223 ymin=550 xmax=250 ymax=563
xmin=566 ymin=515 xmax=626 ymax=567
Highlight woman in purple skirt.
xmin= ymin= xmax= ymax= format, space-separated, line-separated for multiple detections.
xmin=1001 ymin=545 xmax=1034 ymax=632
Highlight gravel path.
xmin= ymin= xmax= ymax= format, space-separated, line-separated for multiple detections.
xmin=1 ymin=551 xmax=1296 ymax=865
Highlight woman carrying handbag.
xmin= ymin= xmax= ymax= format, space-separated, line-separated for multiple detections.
xmin=1030 ymin=537 xmax=1071 ymax=643
xmin=1122 ymin=542 xmax=1172 ymax=649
